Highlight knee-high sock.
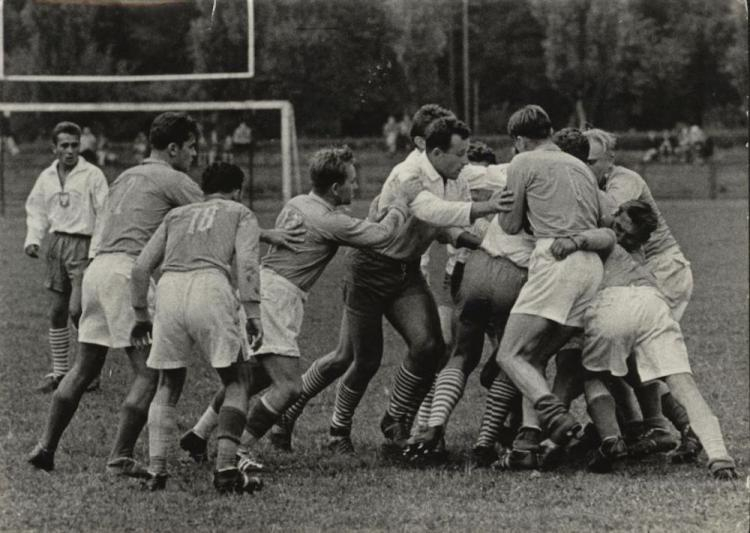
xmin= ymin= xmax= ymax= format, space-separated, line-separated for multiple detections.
xmin=241 ymin=395 xmax=280 ymax=446
xmin=278 ymin=359 xmax=332 ymax=431
xmin=413 ymin=383 xmax=435 ymax=432
xmin=427 ymin=368 xmax=466 ymax=428
xmin=386 ymin=363 xmax=432 ymax=424
xmin=661 ymin=391 xmax=691 ymax=432
xmin=587 ymin=394 xmax=620 ymax=440
xmin=216 ymin=406 xmax=246 ymax=471
xmin=49 ymin=327 xmax=70 ymax=376
xmin=193 ymin=405 xmax=219 ymax=439
xmin=475 ymin=373 xmax=519 ymax=448
xmin=148 ymin=402 xmax=177 ymax=476
xmin=330 ymin=381 xmax=366 ymax=435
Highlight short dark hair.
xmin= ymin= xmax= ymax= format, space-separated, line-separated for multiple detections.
xmin=553 ymin=127 xmax=590 ymax=163
xmin=149 ymin=112 xmax=198 ymax=150
xmin=309 ymin=145 xmax=355 ymax=193
xmin=52 ymin=121 xmax=81 ymax=143
xmin=410 ymin=104 xmax=455 ymax=140
xmin=425 ymin=116 xmax=471 ymax=152
xmin=507 ymin=105 xmax=552 ymax=140
xmin=620 ymin=199 xmax=658 ymax=244
xmin=467 ymin=141 xmax=497 ymax=164
xmin=201 ymin=162 xmax=244 ymax=194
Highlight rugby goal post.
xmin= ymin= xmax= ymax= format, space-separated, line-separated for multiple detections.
xmin=0 ymin=100 xmax=302 ymax=215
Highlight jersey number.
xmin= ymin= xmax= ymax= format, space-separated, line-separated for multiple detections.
xmin=187 ymin=206 xmax=218 ymax=234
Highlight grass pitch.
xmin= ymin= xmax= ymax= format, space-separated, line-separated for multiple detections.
xmin=0 ymin=155 xmax=748 ymax=531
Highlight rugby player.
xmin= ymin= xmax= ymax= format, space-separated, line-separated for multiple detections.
xmin=24 ymin=122 xmax=108 ymax=393
xmin=179 ymin=146 xmax=420 ymax=461
xmin=495 ymin=105 xmax=604 ymax=468
xmin=130 ymin=162 xmax=264 ymax=493
xmin=554 ymin=200 xmax=738 ymax=480
xmin=585 ymin=128 xmax=699 ymax=460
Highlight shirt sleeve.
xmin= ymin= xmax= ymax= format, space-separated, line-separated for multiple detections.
xmin=573 ymin=227 xmax=617 ymax=254
xmin=234 ymin=210 xmax=261 ymax=319
xmin=606 ymin=174 xmax=642 ymax=206
xmin=409 ymin=189 xmax=472 ymax=228
xmin=24 ymin=176 xmax=49 ymax=248
xmin=498 ymin=161 xmax=528 ymax=235
xmin=169 ymin=175 xmax=204 ymax=207
xmin=320 ymin=204 xmax=408 ymax=248
xmin=92 ymin=169 xmax=109 ymax=217
xmin=131 ymin=219 xmax=167 ymax=309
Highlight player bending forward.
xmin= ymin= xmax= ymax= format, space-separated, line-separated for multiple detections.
xmin=130 ymin=162 xmax=264 ymax=493
xmin=553 ymin=200 xmax=737 ymax=480
xmin=179 ymin=146 xmax=420 ymax=463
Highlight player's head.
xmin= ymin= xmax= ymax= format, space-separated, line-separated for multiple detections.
xmin=467 ymin=141 xmax=497 ymax=166
xmin=584 ymin=128 xmax=616 ymax=187
xmin=201 ymin=162 xmax=244 ymax=201
xmin=553 ymin=127 xmax=590 ymax=163
xmin=310 ymin=145 xmax=357 ymax=206
xmin=507 ymin=105 xmax=552 ymax=152
xmin=410 ymin=104 xmax=455 ymax=151
xmin=148 ymin=112 xmax=199 ymax=172
xmin=425 ymin=116 xmax=471 ymax=181
xmin=613 ymin=199 xmax=658 ymax=252
xmin=51 ymin=122 xmax=82 ymax=171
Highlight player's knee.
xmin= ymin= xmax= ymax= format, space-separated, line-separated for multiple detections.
xmin=279 ymin=377 xmax=302 ymax=405
xmin=410 ymin=335 xmax=444 ymax=364
xmin=354 ymin=356 xmax=381 ymax=379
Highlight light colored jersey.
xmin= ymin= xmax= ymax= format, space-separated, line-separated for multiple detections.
xmin=603 ymin=165 xmax=680 ymax=258
xmin=133 ymin=198 xmax=261 ymax=317
xmin=501 ymin=143 xmax=600 ymax=238
xmin=263 ymin=192 xmax=408 ymax=292
xmin=600 ymin=244 xmax=658 ymax=290
xmin=480 ymin=215 xmax=535 ymax=269
xmin=90 ymin=158 xmax=203 ymax=258
xmin=24 ymin=157 xmax=108 ymax=248
xmin=375 ymin=150 xmax=472 ymax=261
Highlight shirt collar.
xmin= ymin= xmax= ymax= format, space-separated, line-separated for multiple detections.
xmin=416 ymin=150 xmax=442 ymax=182
xmin=44 ymin=156 xmax=89 ymax=177
xmin=141 ymin=157 xmax=172 ymax=167
xmin=532 ymin=141 xmax=561 ymax=153
xmin=308 ymin=191 xmax=335 ymax=211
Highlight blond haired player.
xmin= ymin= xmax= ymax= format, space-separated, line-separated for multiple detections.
xmin=130 ymin=162 xmax=263 ymax=493
xmin=24 ymin=121 xmax=108 ymax=392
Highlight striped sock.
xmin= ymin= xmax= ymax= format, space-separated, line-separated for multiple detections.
xmin=475 ymin=373 xmax=519 ymax=448
xmin=387 ymin=364 xmax=432 ymax=422
xmin=279 ymin=359 xmax=332 ymax=431
xmin=428 ymin=368 xmax=466 ymax=428
xmin=148 ymin=402 xmax=177 ymax=476
xmin=330 ymin=382 xmax=366 ymax=434
xmin=216 ymin=406 xmax=246 ymax=471
xmin=49 ymin=327 xmax=70 ymax=376
xmin=414 ymin=383 xmax=435 ymax=432
xmin=192 ymin=406 xmax=219 ymax=439
xmin=661 ymin=391 xmax=691 ymax=432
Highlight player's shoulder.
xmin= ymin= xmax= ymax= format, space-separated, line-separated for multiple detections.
xmin=611 ymin=165 xmax=645 ymax=183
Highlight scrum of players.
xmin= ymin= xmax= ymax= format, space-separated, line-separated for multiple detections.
xmin=24 ymin=105 xmax=738 ymax=494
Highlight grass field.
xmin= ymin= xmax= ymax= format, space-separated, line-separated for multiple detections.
xmin=0 ymin=151 xmax=748 ymax=532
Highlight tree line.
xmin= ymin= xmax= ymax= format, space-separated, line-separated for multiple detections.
xmin=1 ymin=0 xmax=747 ymax=139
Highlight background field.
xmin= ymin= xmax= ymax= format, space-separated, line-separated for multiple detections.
xmin=0 ymin=148 xmax=748 ymax=532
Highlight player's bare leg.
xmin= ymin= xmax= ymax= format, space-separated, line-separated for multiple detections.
xmin=143 ymin=368 xmax=186 ymax=490
xmin=29 ymin=342 xmax=107 ymax=471
xmin=661 ymin=373 xmax=738 ymax=480
xmin=583 ymin=376 xmax=627 ymax=473
xmin=381 ymin=291 xmax=444 ymax=453
xmin=106 ymin=345 xmax=157 ymax=477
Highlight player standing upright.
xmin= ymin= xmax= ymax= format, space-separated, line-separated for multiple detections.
xmin=130 ymin=162 xmax=264 ymax=493
xmin=24 ymin=122 xmax=108 ymax=393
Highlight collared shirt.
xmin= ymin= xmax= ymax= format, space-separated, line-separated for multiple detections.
xmin=91 ymin=157 xmax=204 ymax=258
xmin=501 ymin=143 xmax=601 ymax=238
xmin=24 ymin=157 xmax=109 ymax=248
xmin=132 ymin=198 xmax=261 ymax=317
xmin=375 ymin=150 xmax=472 ymax=262
xmin=603 ymin=165 xmax=679 ymax=258
xmin=600 ymin=244 xmax=658 ymax=290
xmin=262 ymin=192 xmax=408 ymax=292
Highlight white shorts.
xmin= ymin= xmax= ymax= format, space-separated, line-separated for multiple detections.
xmin=78 ymin=253 xmax=154 ymax=349
xmin=511 ymin=239 xmax=603 ymax=328
xmin=252 ymin=268 xmax=307 ymax=358
xmin=582 ymin=286 xmax=691 ymax=382
xmin=645 ymin=249 xmax=693 ymax=321
xmin=148 ymin=270 xmax=246 ymax=369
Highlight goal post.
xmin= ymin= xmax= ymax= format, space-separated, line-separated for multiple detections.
xmin=0 ymin=100 xmax=302 ymax=215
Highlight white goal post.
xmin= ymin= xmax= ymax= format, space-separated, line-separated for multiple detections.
xmin=0 ymin=100 xmax=302 ymax=213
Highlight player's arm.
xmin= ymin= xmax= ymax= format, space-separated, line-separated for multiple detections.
xmin=324 ymin=202 xmax=410 ymax=248
xmin=130 ymin=220 xmax=167 ymax=347
xmin=605 ymin=174 xmax=642 ymax=206
xmin=234 ymin=210 xmax=263 ymax=350
xmin=259 ymin=226 xmax=306 ymax=250
xmin=87 ymin=171 xmax=111 ymax=260
xmin=23 ymin=177 xmax=49 ymax=257
xmin=168 ymin=175 xmax=204 ymax=206
xmin=498 ymin=163 xmax=528 ymax=235
xmin=549 ymin=228 xmax=616 ymax=261
xmin=408 ymin=187 xmax=512 ymax=226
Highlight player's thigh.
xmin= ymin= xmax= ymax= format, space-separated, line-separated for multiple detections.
xmin=259 ymin=353 xmax=301 ymax=388
xmin=386 ymin=281 xmax=443 ymax=353
xmin=497 ymin=313 xmax=555 ymax=365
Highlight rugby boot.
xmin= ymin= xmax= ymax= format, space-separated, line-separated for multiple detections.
xmin=28 ymin=443 xmax=55 ymax=471
xmin=587 ymin=436 xmax=628 ymax=473
xmin=670 ymin=425 xmax=702 ymax=464
xmin=627 ymin=427 xmax=678 ymax=459
xmin=179 ymin=430 xmax=208 ymax=464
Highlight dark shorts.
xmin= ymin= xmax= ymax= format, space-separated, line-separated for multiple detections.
xmin=342 ymin=248 xmax=431 ymax=316
xmin=455 ymin=249 xmax=528 ymax=338
xmin=45 ymin=232 xmax=90 ymax=293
